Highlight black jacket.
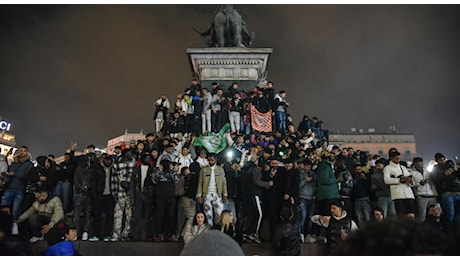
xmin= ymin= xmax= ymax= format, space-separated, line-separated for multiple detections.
xmin=241 ymin=162 xmax=270 ymax=198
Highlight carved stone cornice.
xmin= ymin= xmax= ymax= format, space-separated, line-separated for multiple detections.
xmin=187 ymin=48 xmax=272 ymax=83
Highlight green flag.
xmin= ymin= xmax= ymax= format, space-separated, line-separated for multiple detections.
xmin=193 ymin=123 xmax=231 ymax=154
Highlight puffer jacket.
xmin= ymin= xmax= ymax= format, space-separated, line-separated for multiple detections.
xmin=383 ymin=161 xmax=415 ymax=200
xmin=16 ymin=194 xmax=64 ymax=226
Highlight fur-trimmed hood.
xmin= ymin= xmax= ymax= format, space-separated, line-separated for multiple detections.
xmin=13 ymin=153 xmax=31 ymax=163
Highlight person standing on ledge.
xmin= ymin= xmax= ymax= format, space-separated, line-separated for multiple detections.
xmin=154 ymin=93 xmax=170 ymax=135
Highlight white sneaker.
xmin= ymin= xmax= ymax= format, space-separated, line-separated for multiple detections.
xmin=88 ymin=236 xmax=99 ymax=242
xmin=300 ymin=234 xmax=305 ymax=243
xmin=29 ymin=236 xmax=44 ymax=243
xmin=82 ymin=232 xmax=89 ymax=241
xmin=110 ymin=235 xmax=118 ymax=242
xmin=12 ymin=223 xmax=19 ymax=235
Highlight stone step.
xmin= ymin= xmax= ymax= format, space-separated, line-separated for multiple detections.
xmin=31 ymin=240 xmax=326 ymax=256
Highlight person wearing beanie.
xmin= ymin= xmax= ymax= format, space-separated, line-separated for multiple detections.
xmin=156 ymin=143 xmax=177 ymax=168
xmin=431 ymin=153 xmax=460 ymax=239
xmin=43 ymin=222 xmax=65 ymax=247
xmin=311 ymin=199 xmax=358 ymax=253
xmin=434 ymin=153 xmax=445 ymax=162
xmin=431 ymin=152 xmax=448 ymax=195
xmin=33 ymin=156 xmax=59 ymax=196
xmin=211 ymin=82 xmax=219 ymax=95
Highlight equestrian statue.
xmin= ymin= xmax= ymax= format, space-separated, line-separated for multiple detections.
xmin=194 ymin=5 xmax=255 ymax=48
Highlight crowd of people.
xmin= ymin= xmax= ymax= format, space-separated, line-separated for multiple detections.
xmin=153 ymin=80 xmax=327 ymax=139
xmin=0 ymin=80 xmax=459 ymax=256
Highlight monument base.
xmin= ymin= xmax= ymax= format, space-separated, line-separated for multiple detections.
xmin=187 ymin=47 xmax=273 ymax=91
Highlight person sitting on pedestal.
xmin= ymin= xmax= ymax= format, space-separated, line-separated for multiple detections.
xmin=15 ymin=189 xmax=64 ymax=243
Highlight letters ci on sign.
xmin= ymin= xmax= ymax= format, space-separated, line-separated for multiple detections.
xmin=0 ymin=120 xmax=12 ymax=131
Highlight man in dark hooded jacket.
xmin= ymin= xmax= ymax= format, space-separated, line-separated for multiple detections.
xmin=273 ymin=198 xmax=300 ymax=256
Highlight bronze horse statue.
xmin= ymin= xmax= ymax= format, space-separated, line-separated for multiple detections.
xmin=195 ymin=5 xmax=254 ymax=47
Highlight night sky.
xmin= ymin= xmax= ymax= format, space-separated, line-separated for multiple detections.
xmin=0 ymin=4 xmax=459 ymax=162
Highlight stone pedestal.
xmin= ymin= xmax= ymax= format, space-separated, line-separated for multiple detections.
xmin=186 ymin=47 xmax=273 ymax=91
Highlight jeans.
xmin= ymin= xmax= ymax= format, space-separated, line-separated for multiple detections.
xmin=354 ymin=197 xmax=371 ymax=227
xmin=53 ymin=181 xmax=73 ymax=213
xmin=299 ymin=198 xmax=315 ymax=235
xmin=223 ymin=198 xmax=238 ymax=223
xmin=1 ymin=190 xmax=24 ymax=219
xmin=311 ymin=127 xmax=324 ymax=139
xmin=377 ymin=196 xmax=396 ymax=218
xmin=275 ymin=111 xmax=286 ymax=133
xmin=243 ymin=120 xmax=251 ymax=135
xmin=440 ymin=192 xmax=460 ymax=223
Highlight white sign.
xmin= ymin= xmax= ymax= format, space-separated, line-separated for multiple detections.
xmin=0 ymin=120 xmax=11 ymax=131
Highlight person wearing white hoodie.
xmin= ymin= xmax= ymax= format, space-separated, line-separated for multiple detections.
xmin=175 ymin=146 xmax=194 ymax=172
